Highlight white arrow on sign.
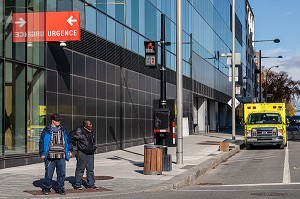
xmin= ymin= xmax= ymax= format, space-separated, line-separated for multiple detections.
xmin=67 ymin=16 xmax=77 ymax=26
xmin=15 ymin=17 xmax=26 ymax=27
xmin=228 ymin=98 xmax=240 ymax=108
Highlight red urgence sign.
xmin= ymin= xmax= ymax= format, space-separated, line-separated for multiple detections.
xmin=13 ymin=11 xmax=81 ymax=42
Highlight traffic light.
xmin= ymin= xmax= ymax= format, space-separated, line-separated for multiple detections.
xmin=144 ymin=41 xmax=158 ymax=68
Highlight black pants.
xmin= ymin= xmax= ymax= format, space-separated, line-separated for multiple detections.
xmin=74 ymin=150 xmax=95 ymax=187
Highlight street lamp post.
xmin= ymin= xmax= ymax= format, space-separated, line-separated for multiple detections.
xmin=253 ymin=38 xmax=281 ymax=103
xmin=256 ymin=51 xmax=282 ymax=102
xmin=231 ymin=0 xmax=236 ymax=140
xmin=265 ymin=65 xmax=279 ymax=102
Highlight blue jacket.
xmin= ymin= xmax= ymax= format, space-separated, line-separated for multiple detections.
xmin=39 ymin=124 xmax=72 ymax=161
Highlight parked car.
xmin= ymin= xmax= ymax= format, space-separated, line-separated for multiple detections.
xmin=286 ymin=116 xmax=293 ymax=125
xmin=291 ymin=115 xmax=300 ymax=125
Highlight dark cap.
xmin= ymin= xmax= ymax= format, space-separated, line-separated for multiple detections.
xmin=51 ymin=113 xmax=62 ymax=121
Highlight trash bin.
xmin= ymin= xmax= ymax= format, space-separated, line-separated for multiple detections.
xmin=144 ymin=144 xmax=163 ymax=175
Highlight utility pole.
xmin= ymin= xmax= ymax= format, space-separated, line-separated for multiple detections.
xmin=231 ymin=0 xmax=236 ymax=140
xmin=176 ymin=0 xmax=183 ymax=164
xmin=259 ymin=50 xmax=262 ymax=103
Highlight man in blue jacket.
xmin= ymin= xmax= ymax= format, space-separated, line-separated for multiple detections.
xmin=39 ymin=113 xmax=72 ymax=195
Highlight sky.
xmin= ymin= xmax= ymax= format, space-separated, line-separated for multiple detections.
xmin=248 ymin=0 xmax=300 ymax=81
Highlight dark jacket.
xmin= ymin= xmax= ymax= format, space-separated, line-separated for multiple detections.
xmin=39 ymin=124 xmax=72 ymax=161
xmin=70 ymin=126 xmax=96 ymax=154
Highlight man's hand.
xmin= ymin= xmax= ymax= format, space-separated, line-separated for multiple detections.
xmin=68 ymin=152 xmax=72 ymax=157
xmin=40 ymin=155 xmax=45 ymax=159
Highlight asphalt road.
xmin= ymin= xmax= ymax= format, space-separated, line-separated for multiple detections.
xmin=100 ymin=126 xmax=300 ymax=199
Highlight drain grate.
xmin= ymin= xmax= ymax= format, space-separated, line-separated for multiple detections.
xmin=251 ymin=192 xmax=290 ymax=196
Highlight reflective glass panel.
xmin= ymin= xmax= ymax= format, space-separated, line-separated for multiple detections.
xmin=0 ymin=61 xmax=3 ymax=156
xmin=4 ymin=62 xmax=26 ymax=155
xmin=0 ymin=2 xmax=3 ymax=57
xmin=86 ymin=6 xmax=97 ymax=34
xmin=115 ymin=0 xmax=125 ymax=23
xmin=27 ymin=67 xmax=45 ymax=153
xmin=47 ymin=0 xmax=56 ymax=11
xmin=115 ymin=22 xmax=124 ymax=47
xmin=97 ymin=10 xmax=107 ymax=38
xmin=5 ymin=0 xmax=26 ymax=62
xmin=57 ymin=0 xmax=72 ymax=11
xmin=107 ymin=17 xmax=115 ymax=43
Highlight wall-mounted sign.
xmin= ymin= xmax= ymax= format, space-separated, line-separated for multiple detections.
xmin=13 ymin=11 xmax=81 ymax=42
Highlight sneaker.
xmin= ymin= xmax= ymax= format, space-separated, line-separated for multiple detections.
xmin=42 ymin=188 xmax=50 ymax=195
xmin=56 ymin=189 xmax=66 ymax=195
xmin=74 ymin=185 xmax=83 ymax=190
xmin=87 ymin=186 xmax=98 ymax=190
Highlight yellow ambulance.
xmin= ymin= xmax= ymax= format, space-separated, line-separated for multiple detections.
xmin=243 ymin=103 xmax=287 ymax=149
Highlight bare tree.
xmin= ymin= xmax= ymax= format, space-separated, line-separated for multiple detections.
xmin=263 ymin=70 xmax=300 ymax=104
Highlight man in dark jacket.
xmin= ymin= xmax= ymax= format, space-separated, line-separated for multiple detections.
xmin=70 ymin=119 xmax=98 ymax=190
xmin=39 ymin=113 xmax=72 ymax=195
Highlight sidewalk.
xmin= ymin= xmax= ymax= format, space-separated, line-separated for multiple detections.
xmin=0 ymin=132 xmax=244 ymax=199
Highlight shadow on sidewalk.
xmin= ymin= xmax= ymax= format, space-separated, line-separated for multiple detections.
xmin=107 ymin=155 xmax=144 ymax=167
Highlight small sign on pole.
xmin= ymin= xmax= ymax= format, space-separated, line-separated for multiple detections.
xmin=228 ymin=98 xmax=240 ymax=108
xmin=144 ymin=41 xmax=158 ymax=68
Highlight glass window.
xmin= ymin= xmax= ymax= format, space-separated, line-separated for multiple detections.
xmin=0 ymin=1 xmax=3 ymax=57
xmin=96 ymin=0 xmax=107 ymax=13
xmin=5 ymin=1 xmax=26 ymax=62
xmin=138 ymin=0 xmax=145 ymax=35
xmin=4 ymin=62 xmax=26 ymax=155
xmin=88 ymin=0 xmax=97 ymax=4
xmin=97 ymin=10 xmax=107 ymax=39
xmin=115 ymin=0 xmax=125 ymax=23
xmin=116 ymin=22 xmax=124 ymax=47
xmin=86 ymin=6 xmax=97 ymax=34
xmin=27 ymin=67 xmax=45 ymax=153
xmin=47 ymin=0 xmax=56 ymax=11
xmin=131 ymin=31 xmax=138 ymax=54
xmin=27 ymin=42 xmax=45 ymax=67
xmin=107 ymin=17 xmax=115 ymax=43
xmin=131 ymin=0 xmax=139 ymax=32
xmin=125 ymin=0 xmax=131 ymax=27
xmin=57 ymin=0 xmax=72 ymax=11
xmin=26 ymin=0 xmax=45 ymax=66
xmin=73 ymin=0 xmax=85 ymax=28
xmin=138 ymin=35 xmax=144 ymax=56
xmin=0 ymin=61 xmax=3 ymax=156
xmin=107 ymin=0 xmax=116 ymax=18
xmin=126 ymin=28 xmax=131 ymax=50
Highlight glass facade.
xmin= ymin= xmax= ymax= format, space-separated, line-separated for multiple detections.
xmin=0 ymin=0 xmax=251 ymax=167
xmin=1 ymin=0 xmax=46 ymax=158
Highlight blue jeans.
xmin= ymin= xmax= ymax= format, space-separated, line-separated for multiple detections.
xmin=43 ymin=158 xmax=66 ymax=190
xmin=74 ymin=150 xmax=95 ymax=187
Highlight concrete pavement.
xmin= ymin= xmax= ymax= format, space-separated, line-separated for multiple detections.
xmin=0 ymin=131 xmax=244 ymax=198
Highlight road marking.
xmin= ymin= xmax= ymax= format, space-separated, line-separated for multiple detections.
xmin=283 ymin=143 xmax=291 ymax=184
xmin=194 ymin=182 xmax=300 ymax=188
xmin=178 ymin=188 xmax=300 ymax=192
